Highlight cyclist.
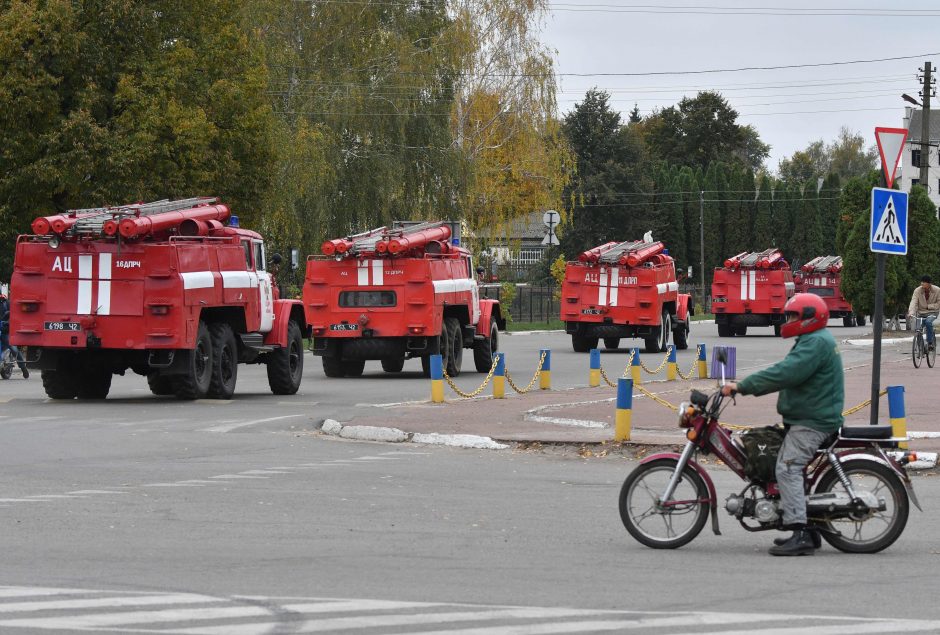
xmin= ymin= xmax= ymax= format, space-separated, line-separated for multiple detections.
xmin=0 ymin=292 xmax=29 ymax=378
xmin=721 ymin=293 xmax=843 ymax=556
xmin=908 ymin=275 xmax=940 ymax=351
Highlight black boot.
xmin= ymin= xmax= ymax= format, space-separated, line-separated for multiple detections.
xmin=19 ymin=366 xmax=28 ymax=379
xmin=769 ymin=527 xmax=816 ymax=556
xmin=773 ymin=527 xmax=821 ymax=548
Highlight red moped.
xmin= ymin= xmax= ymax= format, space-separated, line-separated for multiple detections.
xmin=619 ymin=355 xmax=921 ymax=553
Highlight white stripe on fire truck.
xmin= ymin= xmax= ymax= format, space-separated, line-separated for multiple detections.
xmin=181 ymin=271 xmax=215 ymax=290
xmin=97 ymin=253 xmax=112 ymax=316
xmin=656 ymin=281 xmax=679 ymax=294
xmin=749 ymin=270 xmax=756 ymax=300
xmin=740 ymin=271 xmax=747 ymax=301
xmin=372 ymin=259 xmax=384 ymax=286
xmin=357 ymin=262 xmax=369 ymax=286
xmin=785 ymin=281 xmax=795 ymax=295
xmin=598 ymin=268 xmax=608 ymax=306
xmin=432 ymin=279 xmax=476 ymax=294
xmin=220 ymin=271 xmax=257 ymax=289
xmin=77 ymin=255 xmax=93 ymax=315
xmin=609 ymin=267 xmax=618 ymax=306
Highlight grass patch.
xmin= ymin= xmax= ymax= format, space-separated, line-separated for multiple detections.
xmin=506 ymin=320 xmax=565 ymax=332
xmin=691 ymin=313 xmax=714 ymax=321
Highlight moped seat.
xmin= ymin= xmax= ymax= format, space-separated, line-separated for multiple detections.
xmin=839 ymin=425 xmax=894 ymax=440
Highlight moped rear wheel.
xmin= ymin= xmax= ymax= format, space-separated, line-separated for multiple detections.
xmin=813 ymin=459 xmax=909 ymax=554
xmin=619 ymin=458 xmax=710 ymax=549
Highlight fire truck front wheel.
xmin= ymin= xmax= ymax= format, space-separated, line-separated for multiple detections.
xmin=381 ymin=358 xmax=405 ymax=373
xmin=41 ymin=370 xmax=77 ymax=400
xmin=267 ymin=320 xmax=304 ymax=394
xmin=175 ymin=321 xmax=213 ymax=399
xmin=322 ymin=356 xmax=345 ymax=378
xmin=341 ymin=360 xmax=366 ymax=377
xmin=673 ymin=314 xmax=690 ymax=350
xmin=208 ymin=323 xmax=238 ymax=399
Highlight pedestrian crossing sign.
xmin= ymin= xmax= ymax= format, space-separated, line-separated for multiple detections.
xmin=870 ymin=187 xmax=908 ymax=255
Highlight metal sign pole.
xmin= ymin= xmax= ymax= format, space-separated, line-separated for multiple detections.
xmin=870 ymin=252 xmax=885 ymax=426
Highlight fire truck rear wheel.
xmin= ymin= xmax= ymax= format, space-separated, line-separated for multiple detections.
xmin=603 ymin=338 xmax=620 ymax=350
xmin=855 ymin=314 xmax=866 ymax=326
xmin=267 ymin=320 xmax=304 ymax=394
xmin=842 ymin=316 xmax=855 ymax=327
xmin=571 ymin=334 xmax=598 ymax=353
xmin=147 ymin=372 xmax=175 ymax=396
xmin=77 ymin=370 xmax=112 ymax=399
xmin=41 ymin=369 xmax=77 ymax=400
xmin=381 ymin=358 xmax=405 ymax=373
xmin=673 ymin=314 xmax=690 ymax=350
xmin=445 ymin=317 xmax=462 ymax=377
xmin=208 ymin=323 xmax=238 ymax=399
xmin=734 ymin=325 xmax=747 ymax=336
xmin=473 ymin=320 xmax=499 ymax=372
xmin=175 ymin=320 xmax=213 ymax=399
xmin=342 ymin=360 xmax=366 ymax=377
xmin=323 ymin=356 xmax=345 ymax=378
xmin=645 ymin=310 xmax=670 ymax=353
xmin=717 ymin=324 xmax=734 ymax=337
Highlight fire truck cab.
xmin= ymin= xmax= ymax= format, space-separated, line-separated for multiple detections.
xmin=305 ymin=221 xmax=503 ymax=377
xmin=560 ymin=238 xmax=692 ymax=353
xmin=11 ymin=198 xmax=307 ymax=400
xmin=795 ymin=255 xmax=865 ymax=327
xmin=711 ymin=249 xmax=795 ymax=337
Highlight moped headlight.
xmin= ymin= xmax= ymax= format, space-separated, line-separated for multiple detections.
xmin=677 ymin=402 xmax=696 ymax=428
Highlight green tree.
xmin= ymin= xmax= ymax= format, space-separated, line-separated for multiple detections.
xmin=752 ymin=174 xmax=774 ymax=249
xmin=777 ymin=128 xmax=877 ymax=184
xmin=791 ymin=180 xmax=823 ymax=266
xmin=904 ymin=185 xmax=940 ymax=307
xmin=653 ymin=165 xmax=686 ymax=268
xmin=643 ymin=91 xmax=769 ymax=172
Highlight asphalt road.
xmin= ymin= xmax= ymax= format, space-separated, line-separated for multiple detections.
xmin=0 ymin=321 xmax=934 ymax=634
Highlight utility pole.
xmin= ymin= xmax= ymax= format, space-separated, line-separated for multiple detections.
xmin=699 ymin=190 xmax=705 ymax=297
xmin=919 ymin=62 xmax=933 ymax=186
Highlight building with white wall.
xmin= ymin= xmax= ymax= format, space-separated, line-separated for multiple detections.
xmin=900 ymin=107 xmax=940 ymax=210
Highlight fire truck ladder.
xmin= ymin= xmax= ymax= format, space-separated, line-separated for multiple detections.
xmin=349 ymin=221 xmax=446 ymax=256
xmin=811 ymin=255 xmax=841 ymax=272
xmin=69 ymin=197 xmax=218 ymax=236
xmin=738 ymin=249 xmax=773 ymax=268
xmin=597 ymin=240 xmax=651 ymax=264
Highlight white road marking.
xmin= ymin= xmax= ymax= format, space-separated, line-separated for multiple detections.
xmin=201 ymin=415 xmax=308 ymax=433
xmin=0 ymin=593 xmax=221 ymax=613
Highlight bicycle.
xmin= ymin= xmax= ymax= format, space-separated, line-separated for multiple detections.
xmin=0 ymin=347 xmax=14 ymax=380
xmin=912 ymin=315 xmax=936 ymax=369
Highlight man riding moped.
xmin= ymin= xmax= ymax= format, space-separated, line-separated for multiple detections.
xmin=721 ymin=293 xmax=843 ymax=556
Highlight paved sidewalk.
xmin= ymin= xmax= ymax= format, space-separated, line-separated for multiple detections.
xmin=340 ymin=349 xmax=940 ymax=455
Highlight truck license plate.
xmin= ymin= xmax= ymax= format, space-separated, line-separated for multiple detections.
xmin=44 ymin=321 xmax=81 ymax=331
xmin=581 ymin=309 xmax=602 ymax=315
xmin=330 ymin=323 xmax=359 ymax=331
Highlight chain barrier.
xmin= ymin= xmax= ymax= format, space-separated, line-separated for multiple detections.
xmin=639 ymin=348 xmax=671 ymax=375
xmin=442 ymin=355 xmax=498 ymax=398
xmin=631 ymin=382 xmax=889 ymax=431
xmin=675 ymin=349 xmax=700 ymax=380
xmin=598 ymin=349 xmax=636 ymax=388
xmin=505 ymin=351 xmax=547 ymax=394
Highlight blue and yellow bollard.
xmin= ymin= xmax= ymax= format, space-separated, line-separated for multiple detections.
xmin=589 ymin=349 xmax=601 ymax=387
xmin=887 ymin=385 xmax=907 ymax=449
xmin=539 ymin=349 xmax=551 ymax=390
xmin=430 ymin=354 xmax=444 ymax=403
xmin=631 ymin=348 xmax=642 ymax=384
xmin=615 ymin=377 xmax=633 ymax=441
xmin=666 ymin=345 xmax=677 ymax=381
xmin=493 ymin=352 xmax=506 ymax=399
xmin=697 ymin=344 xmax=708 ymax=379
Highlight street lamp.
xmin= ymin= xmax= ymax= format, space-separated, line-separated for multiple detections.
xmin=902 ymin=93 xmax=921 ymax=106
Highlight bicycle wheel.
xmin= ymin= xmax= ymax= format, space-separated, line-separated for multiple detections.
xmin=912 ymin=334 xmax=924 ymax=368
xmin=0 ymin=349 xmax=12 ymax=380
xmin=929 ymin=339 xmax=937 ymax=368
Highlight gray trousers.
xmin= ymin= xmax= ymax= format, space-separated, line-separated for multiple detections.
xmin=775 ymin=426 xmax=831 ymax=526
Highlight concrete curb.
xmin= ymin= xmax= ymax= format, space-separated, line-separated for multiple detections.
xmin=320 ymin=419 xmax=509 ymax=450
xmin=843 ymin=337 xmax=912 ymax=346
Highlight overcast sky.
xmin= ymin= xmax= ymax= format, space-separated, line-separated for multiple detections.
xmin=541 ymin=1 xmax=939 ymax=172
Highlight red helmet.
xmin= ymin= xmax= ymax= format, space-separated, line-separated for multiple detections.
xmin=780 ymin=293 xmax=829 ymax=338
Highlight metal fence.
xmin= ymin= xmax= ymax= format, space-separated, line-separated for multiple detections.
xmin=480 ymin=284 xmax=560 ymax=324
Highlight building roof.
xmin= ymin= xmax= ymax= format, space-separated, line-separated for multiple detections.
xmin=906 ymin=110 xmax=940 ymax=142
xmin=477 ymin=210 xmax=550 ymax=241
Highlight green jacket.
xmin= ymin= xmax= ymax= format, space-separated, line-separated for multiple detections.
xmin=736 ymin=329 xmax=844 ymax=433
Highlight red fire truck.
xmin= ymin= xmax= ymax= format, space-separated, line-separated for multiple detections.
xmin=711 ymin=248 xmax=795 ymax=337
xmin=795 ymin=255 xmax=865 ymax=327
xmin=560 ymin=239 xmax=692 ymax=353
xmin=304 ymin=222 xmax=503 ymax=378
xmin=10 ymin=198 xmax=307 ymax=400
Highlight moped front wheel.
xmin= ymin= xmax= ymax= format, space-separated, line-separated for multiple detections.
xmin=619 ymin=458 xmax=710 ymax=549
xmin=813 ymin=459 xmax=909 ymax=554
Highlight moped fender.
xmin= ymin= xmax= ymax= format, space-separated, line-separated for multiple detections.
xmin=640 ymin=452 xmax=721 ymax=535
xmin=820 ymin=451 xmax=922 ymax=513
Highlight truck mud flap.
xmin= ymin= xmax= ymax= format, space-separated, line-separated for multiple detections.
xmin=147 ymin=349 xmax=176 ymax=369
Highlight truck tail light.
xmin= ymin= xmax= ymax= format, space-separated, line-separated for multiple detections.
xmin=312 ymin=327 xmax=325 ymax=336
xmin=410 ymin=326 xmax=425 ymax=334
xmin=20 ymin=302 xmax=39 ymax=313
xmin=150 ymin=305 xmax=170 ymax=315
